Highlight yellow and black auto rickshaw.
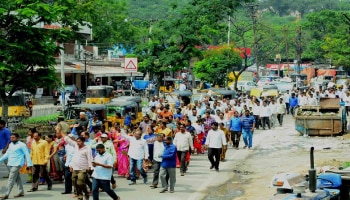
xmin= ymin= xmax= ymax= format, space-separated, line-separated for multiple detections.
xmin=105 ymin=100 xmax=139 ymax=129
xmin=86 ymin=85 xmax=114 ymax=104
xmin=0 ymin=91 xmax=33 ymax=122
xmin=210 ymin=88 xmax=237 ymax=100
xmin=159 ymin=78 xmax=182 ymax=93
xmin=113 ymin=96 xmax=143 ymax=121
xmin=67 ymin=103 xmax=107 ymax=123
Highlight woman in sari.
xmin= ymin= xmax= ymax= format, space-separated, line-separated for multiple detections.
xmin=25 ymin=128 xmax=35 ymax=183
xmin=45 ymin=135 xmax=64 ymax=182
xmin=112 ymin=127 xmax=130 ymax=177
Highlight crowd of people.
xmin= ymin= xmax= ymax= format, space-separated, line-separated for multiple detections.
xmin=0 ymin=85 xmax=346 ymax=200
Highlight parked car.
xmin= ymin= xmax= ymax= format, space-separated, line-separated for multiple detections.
xmin=53 ymin=85 xmax=83 ymax=105
xmin=232 ymin=81 xmax=257 ymax=92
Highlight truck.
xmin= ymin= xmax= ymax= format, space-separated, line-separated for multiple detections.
xmin=295 ymin=98 xmax=346 ymax=136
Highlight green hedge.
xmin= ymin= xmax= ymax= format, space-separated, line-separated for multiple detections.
xmin=23 ymin=113 xmax=60 ymax=124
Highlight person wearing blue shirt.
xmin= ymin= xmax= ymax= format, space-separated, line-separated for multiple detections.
xmin=0 ymin=133 xmax=32 ymax=199
xmin=143 ymin=129 xmax=156 ymax=162
xmin=289 ymin=93 xmax=299 ymax=116
xmin=175 ymin=96 xmax=181 ymax=109
xmin=173 ymin=108 xmax=183 ymax=120
xmin=124 ymin=110 xmax=132 ymax=128
xmin=0 ymin=120 xmax=11 ymax=175
xmin=241 ymin=110 xmax=255 ymax=150
xmin=159 ymin=136 xmax=177 ymax=193
xmin=229 ymin=111 xmax=242 ymax=149
xmin=92 ymin=144 xmax=120 ymax=200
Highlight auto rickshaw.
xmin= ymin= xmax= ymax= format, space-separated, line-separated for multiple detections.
xmin=86 ymin=85 xmax=114 ymax=104
xmin=105 ymin=100 xmax=139 ymax=129
xmin=0 ymin=91 xmax=33 ymax=122
xmin=210 ymin=88 xmax=237 ymax=100
xmin=159 ymin=78 xmax=182 ymax=93
xmin=67 ymin=103 xmax=106 ymax=124
xmin=112 ymin=96 xmax=143 ymax=121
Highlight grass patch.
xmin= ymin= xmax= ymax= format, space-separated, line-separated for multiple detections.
xmin=23 ymin=113 xmax=60 ymax=124
xmin=342 ymin=161 xmax=350 ymax=169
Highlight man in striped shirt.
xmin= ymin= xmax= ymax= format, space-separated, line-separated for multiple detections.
xmin=241 ymin=110 xmax=255 ymax=150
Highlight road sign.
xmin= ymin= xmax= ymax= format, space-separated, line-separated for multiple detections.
xmin=124 ymin=58 xmax=138 ymax=73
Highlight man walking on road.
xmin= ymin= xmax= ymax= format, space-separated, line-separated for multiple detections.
xmin=159 ymin=136 xmax=177 ymax=193
xmin=28 ymin=132 xmax=52 ymax=192
xmin=63 ymin=133 xmax=93 ymax=200
xmin=0 ymin=120 xmax=11 ymax=176
xmin=173 ymin=124 xmax=193 ymax=176
xmin=241 ymin=110 xmax=255 ymax=150
xmin=229 ymin=111 xmax=242 ymax=149
xmin=92 ymin=144 xmax=120 ymax=200
xmin=0 ymin=133 xmax=32 ymax=199
xmin=205 ymin=122 xmax=227 ymax=171
xmin=121 ymin=129 xmax=149 ymax=185
xmin=276 ymin=98 xmax=287 ymax=126
xmin=283 ymin=90 xmax=290 ymax=114
xmin=151 ymin=134 xmax=165 ymax=189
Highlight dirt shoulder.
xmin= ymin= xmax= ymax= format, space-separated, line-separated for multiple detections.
xmin=203 ymin=115 xmax=350 ymax=200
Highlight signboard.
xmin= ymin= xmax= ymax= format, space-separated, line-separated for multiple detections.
xmin=124 ymin=58 xmax=138 ymax=73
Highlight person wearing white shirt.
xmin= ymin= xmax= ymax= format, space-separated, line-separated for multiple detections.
xmin=192 ymin=120 xmax=204 ymax=135
xmin=298 ymin=93 xmax=308 ymax=106
xmin=343 ymin=92 xmax=350 ymax=116
xmin=269 ymin=99 xmax=277 ymax=128
xmin=121 ymin=130 xmax=149 ymax=185
xmin=179 ymin=83 xmax=186 ymax=91
xmin=260 ymin=101 xmax=271 ymax=130
xmin=234 ymin=102 xmax=243 ymax=115
xmin=173 ymin=124 xmax=194 ymax=176
xmin=307 ymin=93 xmax=318 ymax=106
xmin=283 ymin=90 xmax=291 ymax=114
xmin=252 ymin=101 xmax=261 ymax=129
xmin=91 ymin=144 xmax=119 ymax=200
xmin=149 ymin=97 xmax=159 ymax=107
xmin=205 ymin=122 xmax=227 ymax=171
xmin=216 ymin=112 xmax=228 ymax=128
xmin=276 ymin=98 xmax=286 ymax=126
xmin=150 ymin=135 xmax=165 ymax=189
xmin=188 ymin=108 xmax=198 ymax=123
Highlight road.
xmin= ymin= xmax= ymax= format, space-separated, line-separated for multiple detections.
xmin=0 ymin=138 xmax=254 ymax=200
xmin=2 ymin=114 xmax=348 ymax=200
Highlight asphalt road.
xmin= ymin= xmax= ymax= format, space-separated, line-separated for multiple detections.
xmin=0 ymin=141 xmax=256 ymax=200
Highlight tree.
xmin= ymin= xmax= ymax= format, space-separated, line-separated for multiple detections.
xmin=80 ymin=0 xmax=140 ymax=49
xmin=193 ymin=45 xmax=242 ymax=86
xmin=302 ymin=10 xmax=350 ymax=67
xmin=133 ymin=0 xmax=252 ymax=93
xmin=0 ymin=0 xmax=85 ymax=121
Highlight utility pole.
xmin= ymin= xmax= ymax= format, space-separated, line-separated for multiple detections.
xmin=246 ymin=3 xmax=259 ymax=77
xmin=228 ymin=16 xmax=231 ymax=46
xmin=284 ymin=25 xmax=289 ymax=63
xmin=296 ymin=26 xmax=302 ymax=75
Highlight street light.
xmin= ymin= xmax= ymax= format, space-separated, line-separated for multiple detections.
xmin=84 ymin=52 xmax=87 ymax=92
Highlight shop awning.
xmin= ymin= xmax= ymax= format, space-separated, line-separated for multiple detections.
xmin=54 ymin=64 xmax=85 ymax=73
xmin=87 ymin=66 xmax=143 ymax=77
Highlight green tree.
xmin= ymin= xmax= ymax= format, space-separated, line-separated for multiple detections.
xmin=0 ymin=0 xmax=85 ymax=121
xmin=133 ymin=0 xmax=252 ymax=93
xmin=302 ymin=10 xmax=350 ymax=66
xmin=81 ymin=0 xmax=140 ymax=48
xmin=194 ymin=46 xmax=242 ymax=86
